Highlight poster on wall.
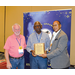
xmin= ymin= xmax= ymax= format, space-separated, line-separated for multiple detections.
xmin=23 ymin=9 xmax=72 ymax=68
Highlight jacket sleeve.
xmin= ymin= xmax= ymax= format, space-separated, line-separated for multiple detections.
xmin=47 ymin=35 xmax=68 ymax=59
xmin=45 ymin=34 xmax=50 ymax=51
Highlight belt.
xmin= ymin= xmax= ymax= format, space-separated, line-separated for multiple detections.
xmin=9 ymin=55 xmax=24 ymax=59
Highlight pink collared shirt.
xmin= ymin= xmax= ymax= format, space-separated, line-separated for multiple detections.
xmin=4 ymin=34 xmax=27 ymax=57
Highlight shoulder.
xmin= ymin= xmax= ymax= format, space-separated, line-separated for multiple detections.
xmin=42 ymin=32 xmax=47 ymax=34
xmin=42 ymin=32 xmax=49 ymax=36
xmin=20 ymin=34 xmax=25 ymax=37
xmin=20 ymin=35 xmax=25 ymax=39
xmin=58 ymin=30 xmax=68 ymax=39
xmin=60 ymin=30 xmax=67 ymax=36
xmin=6 ymin=35 xmax=13 ymax=42
xmin=8 ymin=35 xmax=13 ymax=39
xmin=29 ymin=32 xmax=35 ymax=38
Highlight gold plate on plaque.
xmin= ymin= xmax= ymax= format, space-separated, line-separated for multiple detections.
xmin=34 ymin=43 xmax=45 ymax=55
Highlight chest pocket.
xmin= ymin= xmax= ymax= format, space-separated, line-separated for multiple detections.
xmin=52 ymin=38 xmax=59 ymax=48
xmin=40 ymin=38 xmax=46 ymax=43
xmin=10 ymin=43 xmax=16 ymax=48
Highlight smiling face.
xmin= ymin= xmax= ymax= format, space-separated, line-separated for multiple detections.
xmin=34 ymin=21 xmax=42 ymax=34
xmin=13 ymin=25 xmax=21 ymax=35
xmin=52 ymin=21 xmax=61 ymax=32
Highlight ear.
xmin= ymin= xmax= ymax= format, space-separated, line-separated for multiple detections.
xmin=33 ymin=26 xmax=35 ymax=30
xmin=60 ymin=24 xmax=61 ymax=28
xmin=12 ymin=28 xmax=14 ymax=32
xmin=41 ymin=25 xmax=42 ymax=29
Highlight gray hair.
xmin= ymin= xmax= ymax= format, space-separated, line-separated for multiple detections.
xmin=12 ymin=23 xmax=21 ymax=31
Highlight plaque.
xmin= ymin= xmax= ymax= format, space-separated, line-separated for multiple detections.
xmin=34 ymin=43 xmax=45 ymax=55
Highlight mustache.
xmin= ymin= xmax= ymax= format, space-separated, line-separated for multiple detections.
xmin=14 ymin=32 xmax=20 ymax=35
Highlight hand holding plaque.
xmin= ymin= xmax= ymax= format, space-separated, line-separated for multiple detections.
xmin=34 ymin=43 xmax=45 ymax=55
xmin=31 ymin=50 xmax=37 ymax=57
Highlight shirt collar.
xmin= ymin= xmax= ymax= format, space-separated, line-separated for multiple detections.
xmin=53 ymin=29 xmax=61 ymax=36
xmin=13 ymin=34 xmax=22 ymax=39
xmin=35 ymin=31 xmax=42 ymax=35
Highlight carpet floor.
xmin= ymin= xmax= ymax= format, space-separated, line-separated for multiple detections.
xmin=0 ymin=59 xmax=7 ymax=69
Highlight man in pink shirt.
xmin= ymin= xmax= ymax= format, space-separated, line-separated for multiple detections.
xmin=4 ymin=23 xmax=26 ymax=69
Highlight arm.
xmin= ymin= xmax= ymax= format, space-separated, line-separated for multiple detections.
xmin=39 ymin=35 xmax=68 ymax=58
xmin=5 ymin=50 xmax=12 ymax=69
xmin=26 ymin=37 xmax=32 ymax=53
xmin=45 ymin=34 xmax=50 ymax=52
xmin=47 ymin=35 xmax=68 ymax=59
xmin=4 ymin=37 xmax=12 ymax=69
xmin=26 ymin=36 xmax=36 ymax=57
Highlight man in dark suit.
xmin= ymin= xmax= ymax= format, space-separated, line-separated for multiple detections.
xmin=39 ymin=20 xmax=70 ymax=69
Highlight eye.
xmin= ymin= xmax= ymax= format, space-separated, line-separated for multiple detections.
xmin=52 ymin=24 xmax=58 ymax=27
xmin=34 ymin=25 xmax=40 ymax=28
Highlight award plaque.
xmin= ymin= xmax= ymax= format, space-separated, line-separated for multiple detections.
xmin=34 ymin=43 xmax=45 ymax=55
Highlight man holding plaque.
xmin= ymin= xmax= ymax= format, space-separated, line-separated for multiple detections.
xmin=26 ymin=21 xmax=50 ymax=69
xmin=39 ymin=20 xmax=70 ymax=69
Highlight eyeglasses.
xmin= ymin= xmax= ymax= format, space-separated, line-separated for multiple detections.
xmin=52 ymin=24 xmax=60 ymax=27
xmin=34 ymin=25 xmax=41 ymax=27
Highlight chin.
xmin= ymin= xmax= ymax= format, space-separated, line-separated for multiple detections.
xmin=14 ymin=32 xmax=20 ymax=35
xmin=36 ymin=30 xmax=41 ymax=33
xmin=54 ymin=29 xmax=58 ymax=32
xmin=16 ymin=34 xmax=20 ymax=35
xmin=54 ymin=30 xmax=57 ymax=32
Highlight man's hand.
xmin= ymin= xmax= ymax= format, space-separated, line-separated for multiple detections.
xmin=7 ymin=62 xmax=12 ymax=69
xmin=39 ymin=51 xmax=47 ymax=58
xmin=31 ymin=50 xmax=37 ymax=57
xmin=39 ymin=54 xmax=47 ymax=58
xmin=5 ymin=50 xmax=12 ymax=69
xmin=45 ymin=51 xmax=47 ymax=54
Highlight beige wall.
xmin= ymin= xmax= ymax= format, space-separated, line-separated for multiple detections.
xmin=5 ymin=6 xmax=54 ymax=41
xmin=0 ymin=6 xmax=75 ymax=65
xmin=5 ymin=6 xmax=32 ymax=41
xmin=0 ymin=6 xmax=4 ymax=52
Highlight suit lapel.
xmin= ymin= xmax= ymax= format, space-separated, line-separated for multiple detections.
xmin=53 ymin=30 xmax=62 ymax=43
xmin=50 ymin=34 xmax=54 ymax=45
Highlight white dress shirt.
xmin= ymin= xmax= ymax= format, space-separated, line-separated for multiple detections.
xmin=50 ymin=29 xmax=61 ymax=49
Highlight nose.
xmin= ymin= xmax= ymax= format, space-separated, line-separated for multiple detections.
xmin=36 ymin=26 xmax=39 ymax=28
xmin=15 ymin=29 xmax=20 ymax=32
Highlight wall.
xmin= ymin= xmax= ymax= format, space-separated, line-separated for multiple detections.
xmin=0 ymin=6 xmax=4 ymax=52
xmin=1 ymin=6 xmax=75 ymax=65
xmin=5 ymin=7 xmax=55 ymax=43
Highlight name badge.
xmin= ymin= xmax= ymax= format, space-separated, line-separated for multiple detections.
xmin=18 ymin=46 xmax=23 ymax=54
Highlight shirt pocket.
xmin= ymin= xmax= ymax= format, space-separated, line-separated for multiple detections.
xmin=10 ymin=42 xmax=17 ymax=49
xmin=53 ymin=39 xmax=58 ymax=43
xmin=40 ymin=38 xmax=46 ymax=43
xmin=52 ymin=39 xmax=58 ymax=48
